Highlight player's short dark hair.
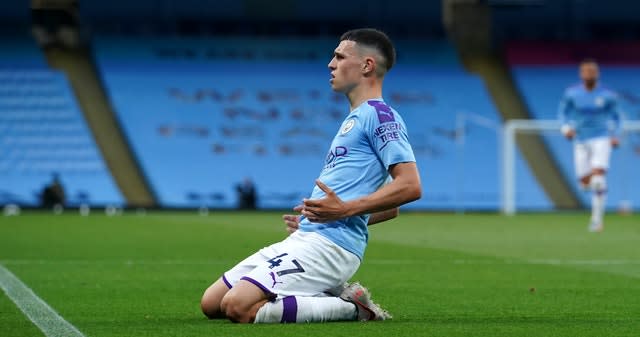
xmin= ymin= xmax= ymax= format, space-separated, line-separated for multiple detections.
xmin=340 ymin=28 xmax=396 ymax=75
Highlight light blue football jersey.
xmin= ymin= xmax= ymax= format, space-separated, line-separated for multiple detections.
xmin=298 ymin=99 xmax=416 ymax=260
xmin=558 ymin=84 xmax=622 ymax=142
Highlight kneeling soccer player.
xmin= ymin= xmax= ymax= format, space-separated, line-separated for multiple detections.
xmin=200 ymin=28 xmax=421 ymax=323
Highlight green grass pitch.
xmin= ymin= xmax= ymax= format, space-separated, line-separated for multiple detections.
xmin=1 ymin=211 xmax=639 ymax=336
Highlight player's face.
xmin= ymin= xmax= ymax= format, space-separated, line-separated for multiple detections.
xmin=580 ymin=62 xmax=599 ymax=85
xmin=327 ymin=40 xmax=364 ymax=93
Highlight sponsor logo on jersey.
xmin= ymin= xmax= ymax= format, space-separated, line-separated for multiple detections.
xmin=323 ymin=146 xmax=348 ymax=170
xmin=595 ymin=96 xmax=605 ymax=107
xmin=341 ymin=119 xmax=355 ymax=135
xmin=374 ymin=122 xmax=403 ymax=150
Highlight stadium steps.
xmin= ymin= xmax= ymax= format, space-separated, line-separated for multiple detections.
xmin=461 ymin=56 xmax=582 ymax=209
xmin=41 ymin=46 xmax=157 ymax=207
xmin=443 ymin=0 xmax=582 ymax=209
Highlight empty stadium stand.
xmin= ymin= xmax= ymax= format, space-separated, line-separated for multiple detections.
xmin=1 ymin=2 xmax=638 ymax=213
xmin=0 ymin=36 xmax=123 ymax=207
xmin=93 ymin=36 xmax=550 ymax=210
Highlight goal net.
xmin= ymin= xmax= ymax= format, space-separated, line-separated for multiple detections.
xmin=502 ymin=119 xmax=640 ymax=215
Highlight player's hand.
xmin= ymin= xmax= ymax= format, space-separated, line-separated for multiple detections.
xmin=301 ymin=180 xmax=348 ymax=223
xmin=283 ymin=205 xmax=303 ymax=234
xmin=562 ymin=128 xmax=575 ymax=140
xmin=611 ymin=137 xmax=620 ymax=148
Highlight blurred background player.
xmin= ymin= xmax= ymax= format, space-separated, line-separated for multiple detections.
xmin=558 ymin=59 xmax=622 ymax=232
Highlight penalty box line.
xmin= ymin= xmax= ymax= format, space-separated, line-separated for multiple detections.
xmin=0 ymin=263 xmax=86 ymax=337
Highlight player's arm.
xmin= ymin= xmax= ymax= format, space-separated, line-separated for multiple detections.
xmin=301 ymin=162 xmax=421 ymax=223
xmin=558 ymin=92 xmax=575 ymax=139
xmin=367 ymin=207 xmax=399 ymax=225
xmin=283 ymin=206 xmax=399 ymax=234
xmin=610 ymin=94 xmax=623 ymax=147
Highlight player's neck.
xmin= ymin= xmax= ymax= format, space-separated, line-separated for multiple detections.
xmin=346 ymin=82 xmax=383 ymax=111
xmin=583 ymin=81 xmax=597 ymax=91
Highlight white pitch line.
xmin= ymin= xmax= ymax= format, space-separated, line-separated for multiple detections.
xmin=0 ymin=263 xmax=86 ymax=337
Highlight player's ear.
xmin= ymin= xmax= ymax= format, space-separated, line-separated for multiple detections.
xmin=362 ymin=57 xmax=376 ymax=76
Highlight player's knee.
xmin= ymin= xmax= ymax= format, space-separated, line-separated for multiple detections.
xmin=220 ymin=292 xmax=253 ymax=323
xmin=200 ymin=294 xmax=221 ymax=319
xmin=590 ymin=174 xmax=606 ymax=192
xmin=200 ymin=282 xmax=229 ymax=319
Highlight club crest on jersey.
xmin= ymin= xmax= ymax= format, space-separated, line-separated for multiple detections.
xmin=595 ymin=96 xmax=605 ymax=107
xmin=368 ymin=100 xmax=395 ymax=123
xmin=340 ymin=119 xmax=355 ymax=135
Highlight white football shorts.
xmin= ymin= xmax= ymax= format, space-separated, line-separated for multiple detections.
xmin=222 ymin=231 xmax=360 ymax=299
xmin=574 ymin=136 xmax=612 ymax=178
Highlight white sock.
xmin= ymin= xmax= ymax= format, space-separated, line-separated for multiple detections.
xmin=590 ymin=175 xmax=607 ymax=224
xmin=254 ymin=296 xmax=356 ymax=323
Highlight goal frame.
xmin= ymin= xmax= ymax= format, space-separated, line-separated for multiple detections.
xmin=501 ymin=119 xmax=640 ymax=215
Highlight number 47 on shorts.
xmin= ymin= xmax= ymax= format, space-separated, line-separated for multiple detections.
xmin=267 ymin=253 xmax=306 ymax=276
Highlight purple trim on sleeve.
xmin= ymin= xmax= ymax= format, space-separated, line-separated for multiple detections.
xmin=240 ymin=276 xmax=276 ymax=298
xmin=281 ymin=296 xmax=298 ymax=323
xmin=222 ymin=274 xmax=232 ymax=289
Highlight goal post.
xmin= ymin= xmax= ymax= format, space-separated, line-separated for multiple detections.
xmin=501 ymin=119 xmax=640 ymax=215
